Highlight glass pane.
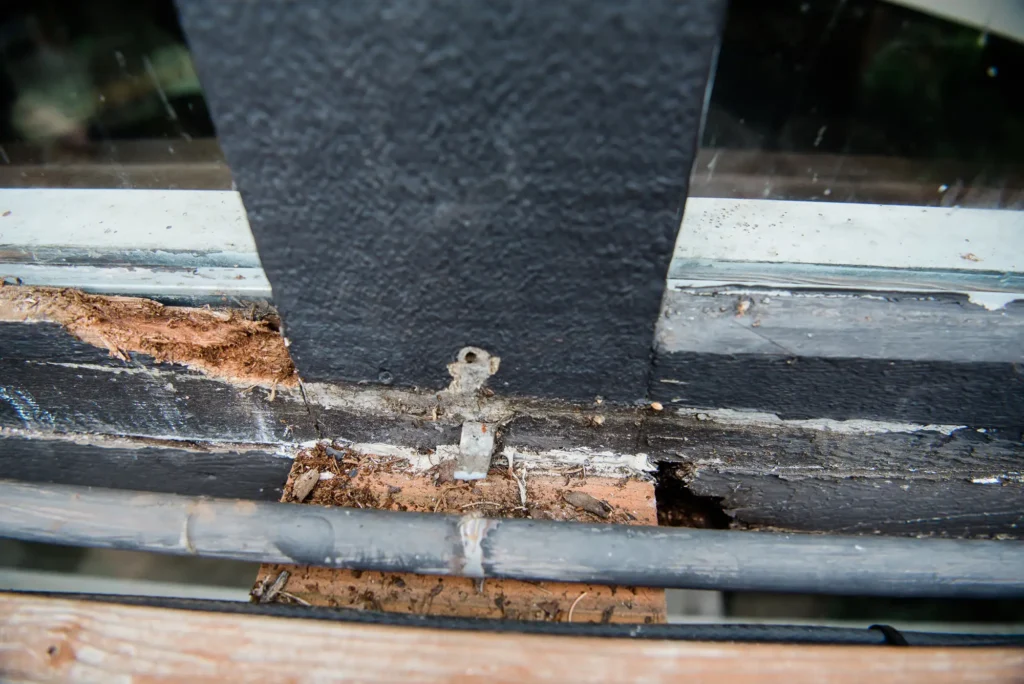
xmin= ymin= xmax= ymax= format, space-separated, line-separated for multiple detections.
xmin=692 ymin=0 xmax=1024 ymax=209
xmin=0 ymin=0 xmax=230 ymax=190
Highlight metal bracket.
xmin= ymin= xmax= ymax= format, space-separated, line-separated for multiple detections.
xmin=454 ymin=421 xmax=495 ymax=481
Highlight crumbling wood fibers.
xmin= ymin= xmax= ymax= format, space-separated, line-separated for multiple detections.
xmin=0 ymin=285 xmax=296 ymax=386
xmin=252 ymin=444 xmax=666 ymax=623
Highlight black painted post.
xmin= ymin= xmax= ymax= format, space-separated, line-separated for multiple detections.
xmin=178 ymin=0 xmax=725 ymax=401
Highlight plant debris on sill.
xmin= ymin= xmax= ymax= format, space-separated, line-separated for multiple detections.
xmin=283 ymin=443 xmax=643 ymax=524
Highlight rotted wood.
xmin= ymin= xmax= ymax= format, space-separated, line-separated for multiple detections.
xmin=3 ymin=285 xmax=1021 ymax=540
xmin=4 ymin=594 xmax=1022 ymax=684
xmin=253 ymin=445 xmax=666 ymax=623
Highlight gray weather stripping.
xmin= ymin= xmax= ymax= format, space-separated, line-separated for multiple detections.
xmin=1 ymin=480 xmax=1021 ymax=599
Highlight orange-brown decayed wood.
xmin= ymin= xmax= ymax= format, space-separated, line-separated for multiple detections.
xmin=253 ymin=444 xmax=666 ymax=623
xmin=0 ymin=285 xmax=295 ymax=385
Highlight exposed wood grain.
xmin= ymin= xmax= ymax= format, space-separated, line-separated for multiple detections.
xmin=257 ymin=566 xmax=665 ymax=624
xmin=1 ymin=593 xmax=1021 ymax=683
xmin=0 ymin=321 xmax=314 ymax=443
xmin=0 ymin=287 xmax=296 ymax=386
xmin=253 ymin=448 xmax=665 ymax=623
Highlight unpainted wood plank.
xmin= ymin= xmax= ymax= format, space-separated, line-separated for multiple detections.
xmin=253 ymin=445 xmax=665 ymax=623
xmin=1 ymin=593 xmax=1021 ymax=683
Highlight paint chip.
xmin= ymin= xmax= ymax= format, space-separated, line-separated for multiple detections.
xmin=292 ymin=468 xmax=319 ymax=502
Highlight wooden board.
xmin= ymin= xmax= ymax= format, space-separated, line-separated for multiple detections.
xmin=652 ymin=289 xmax=1024 ymax=429
xmin=179 ymin=0 xmax=724 ymax=402
xmin=253 ymin=445 xmax=666 ymax=623
xmin=1 ymin=593 xmax=1021 ymax=683
xmin=3 ymin=286 xmax=1021 ymax=540
xmin=0 ymin=434 xmax=289 ymax=501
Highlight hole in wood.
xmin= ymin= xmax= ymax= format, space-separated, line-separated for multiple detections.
xmin=655 ymin=463 xmax=733 ymax=530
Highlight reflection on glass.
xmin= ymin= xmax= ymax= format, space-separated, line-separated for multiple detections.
xmin=0 ymin=0 xmax=229 ymax=189
xmin=693 ymin=0 xmax=1024 ymax=209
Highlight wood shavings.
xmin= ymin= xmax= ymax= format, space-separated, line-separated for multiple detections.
xmin=568 ymin=592 xmax=589 ymax=622
xmin=251 ymin=569 xmax=291 ymax=604
xmin=561 ymin=490 xmax=612 ymax=519
xmin=292 ymin=468 xmax=319 ymax=502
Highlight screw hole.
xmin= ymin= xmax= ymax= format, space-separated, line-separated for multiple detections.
xmin=47 ymin=645 xmax=57 ymax=656
xmin=463 ymin=352 xmax=477 ymax=363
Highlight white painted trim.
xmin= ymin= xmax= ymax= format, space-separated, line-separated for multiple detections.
xmin=0 ymin=188 xmax=257 ymax=254
xmin=885 ymin=0 xmax=1024 ymax=44
xmin=4 ymin=264 xmax=271 ymax=298
xmin=666 ymin=280 xmax=1021 ymax=311
xmin=675 ymin=198 xmax=1022 ymax=273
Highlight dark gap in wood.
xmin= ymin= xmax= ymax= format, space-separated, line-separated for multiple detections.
xmin=654 ymin=463 xmax=732 ymax=530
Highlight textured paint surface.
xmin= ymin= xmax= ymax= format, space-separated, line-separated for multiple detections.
xmin=650 ymin=351 xmax=1024 ymax=428
xmin=177 ymin=0 xmax=724 ymax=400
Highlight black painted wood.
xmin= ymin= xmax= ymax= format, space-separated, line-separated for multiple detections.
xmin=689 ymin=473 xmax=1024 ymax=540
xmin=0 ymin=436 xmax=289 ymax=501
xmin=650 ymin=352 xmax=1024 ymax=429
xmin=0 ymin=322 xmax=315 ymax=443
xmin=3 ymin=428 xmax=1019 ymax=539
xmin=651 ymin=290 xmax=1024 ymax=428
xmin=5 ymin=319 xmax=1021 ymax=539
xmin=643 ymin=416 xmax=1024 ymax=477
xmin=176 ymin=0 xmax=725 ymax=401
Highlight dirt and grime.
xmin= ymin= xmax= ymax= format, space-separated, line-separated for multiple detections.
xmin=0 ymin=285 xmax=296 ymax=386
